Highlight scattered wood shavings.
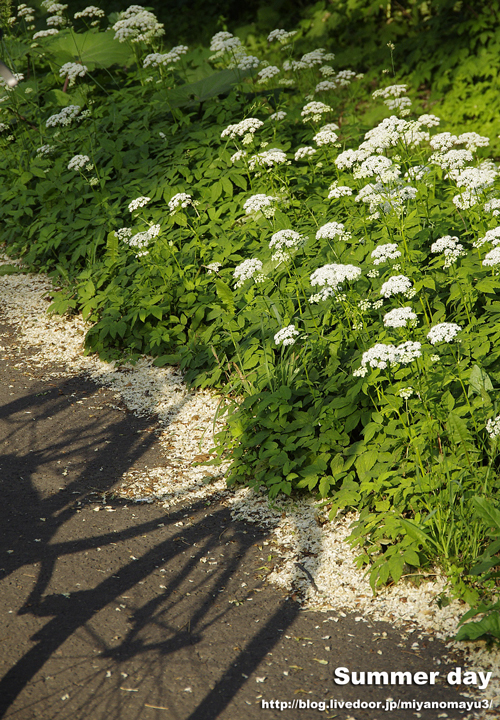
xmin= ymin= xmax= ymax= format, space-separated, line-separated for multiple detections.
xmin=1 ymin=254 xmax=499 ymax=717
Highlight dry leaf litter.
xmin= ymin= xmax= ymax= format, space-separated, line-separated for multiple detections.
xmin=1 ymin=253 xmax=498 ymax=716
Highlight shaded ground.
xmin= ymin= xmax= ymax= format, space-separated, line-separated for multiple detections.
xmin=0 ymin=318 xmax=484 ymax=720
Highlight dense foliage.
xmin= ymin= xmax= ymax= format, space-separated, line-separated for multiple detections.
xmin=1 ymin=1 xmax=500 ymax=639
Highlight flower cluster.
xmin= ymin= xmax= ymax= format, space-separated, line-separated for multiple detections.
xmin=484 ymin=198 xmax=500 ymax=216
xmin=473 ymin=226 xmax=500 ymax=249
xmin=380 ymin=275 xmax=413 ymax=298
xmin=315 ymin=222 xmax=351 ymax=241
xmin=310 ymin=263 xmax=362 ymax=299
xmin=221 ymin=118 xmax=263 ymax=139
xmin=33 ymin=28 xmax=59 ymax=38
xmin=301 ymin=101 xmax=332 ymax=123
xmin=371 ymin=243 xmax=401 ymax=265
xmin=128 ymin=196 xmax=151 ymax=212
xmin=269 ymin=229 xmax=307 ymax=251
xmin=59 ymin=62 xmax=87 ymax=86
xmin=482 ymin=247 xmax=500 ymax=267
xmin=430 ymin=236 xmax=466 ymax=267
xmin=205 ymin=262 xmax=222 ymax=275
xmin=269 ymin=111 xmax=287 ymax=121
xmin=210 ymin=31 xmax=242 ymax=55
xmin=358 ymin=340 xmax=422 ymax=372
xmin=427 ymin=323 xmax=462 ymax=344
xmin=267 ymin=29 xmax=297 ymax=44
xmin=294 ymin=146 xmax=316 ymax=161
xmin=17 ymin=4 xmax=35 ymax=19
xmin=257 ymin=65 xmax=280 ymax=83
xmin=124 ymin=224 xmax=160 ymax=257
xmin=274 ymin=325 xmax=300 ymax=347
xmin=36 ymin=144 xmax=55 ymax=155
xmin=399 ymin=387 xmax=414 ymax=400
xmin=168 ymin=193 xmax=192 ymax=212
xmin=486 ymin=415 xmax=500 ymax=440
xmin=353 ymin=155 xmax=400 ymax=182
xmin=383 ymin=307 xmax=417 ymax=328
xmin=243 ymin=194 xmax=277 ymax=216
xmin=143 ymin=46 xmax=188 ymax=68
xmin=248 ymin=148 xmax=287 ymax=170
xmin=233 ymin=258 xmax=264 ymax=288
xmin=67 ymin=154 xmax=90 ymax=171
xmin=328 ymin=182 xmax=353 ymax=199
xmin=313 ymin=123 xmax=338 ymax=146
xmin=113 ymin=5 xmax=164 ymax=44
xmin=46 ymin=105 xmax=81 ymax=127
xmin=229 ymin=54 xmax=260 ymax=71
xmin=74 ymin=6 xmax=105 ymax=19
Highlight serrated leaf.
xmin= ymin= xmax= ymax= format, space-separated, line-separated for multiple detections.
xmin=468 ymin=364 xmax=494 ymax=396
xmin=214 ymin=279 xmax=235 ymax=309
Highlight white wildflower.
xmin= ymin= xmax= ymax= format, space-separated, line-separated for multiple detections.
xmin=33 ymin=28 xmax=59 ymax=38
xmin=371 ymin=243 xmax=401 ymax=265
xmin=210 ymin=31 xmax=241 ymax=54
xmin=36 ymin=144 xmax=55 ymax=155
xmin=206 ymin=262 xmax=222 ymax=275
xmin=380 ymin=275 xmax=413 ymax=298
xmin=59 ymin=62 xmax=87 ymax=86
xmin=243 ymin=194 xmax=277 ymax=215
xmin=486 ymin=415 xmax=500 ymax=440
xmin=301 ymin=101 xmax=332 ymax=123
xmin=315 ymin=80 xmax=337 ymax=93
xmin=316 ymin=222 xmax=351 ymax=241
xmin=128 ymin=196 xmax=151 ymax=212
xmin=399 ymin=387 xmax=414 ymax=400
xmin=405 ymin=165 xmax=431 ymax=181
xmin=484 ymin=198 xmax=500 ymax=216
xmin=74 ymin=6 xmax=105 ymax=19
xmin=269 ymin=111 xmax=287 ymax=121
xmin=383 ymin=307 xmax=417 ymax=328
xmin=457 ymin=132 xmax=490 ymax=152
xmin=45 ymin=105 xmax=81 ymax=127
xmin=248 ymin=148 xmax=287 ymax=170
xmin=417 ymin=114 xmax=440 ymax=127
xmin=221 ymin=118 xmax=263 ymax=139
xmin=473 ymin=226 xmax=500 ymax=249
xmin=269 ymin=229 xmax=307 ymax=251
xmin=233 ymin=258 xmax=263 ymax=288
xmin=168 ymin=193 xmax=192 ymax=212
xmin=274 ymin=325 xmax=299 ymax=347
xmin=267 ymin=29 xmax=297 ymax=44
xmin=113 ymin=6 xmax=164 ymax=44
xmin=257 ymin=66 xmax=280 ymax=83
xmin=430 ymin=235 xmax=466 ymax=267
xmin=230 ymin=150 xmax=247 ymax=163
xmin=482 ymin=247 xmax=500 ymax=267
xmin=310 ymin=263 xmax=361 ymax=299
xmin=67 ymin=154 xmax=90 ymax=171
xmin=294 ymin=146 xmax=316 ymax=161
xmin=328 ymin=183 xmax=353 ymax=199
xmin=313 ymin=125 xmax=338 ymax=146
xmin=427 ymin=323 xmax=462 ymax=344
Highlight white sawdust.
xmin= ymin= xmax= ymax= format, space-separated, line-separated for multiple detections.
xmin=0 ymin=253 xmax=498 ymax=716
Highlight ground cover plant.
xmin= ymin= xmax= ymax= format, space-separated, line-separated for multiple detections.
xmin=1 ymin=1 xmax=500 ymax=639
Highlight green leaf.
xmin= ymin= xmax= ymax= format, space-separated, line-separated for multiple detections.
xmin=472 ymin=496 xmax=500 ymax=534
xmin=0 ymin=264 xmax=23 ymax=275
xmin=456 ymin=612 xmax=500 ymax=641
xmin=214 ymin=279 xmax=235 ymax=310
xmin=468 ymin=364 xmax=494 ymax=396
xmin=46 ymin=29 xmax=133 ymax=69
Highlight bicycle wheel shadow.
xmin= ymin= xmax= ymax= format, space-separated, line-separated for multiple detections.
xmin=0 ymin=371 xmax=301 ymax=720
